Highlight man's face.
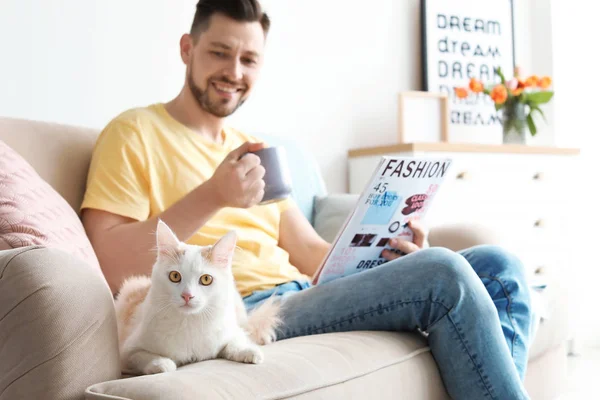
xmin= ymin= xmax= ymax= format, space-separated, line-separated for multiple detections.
xmin=183 ymin=13 xmax=266 ymax=118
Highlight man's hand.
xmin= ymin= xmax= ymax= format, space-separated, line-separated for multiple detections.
xmin=208 ymin=141 xmax=266 ymax=208
xmin=381 ymin=220 xmax=428 ymax=262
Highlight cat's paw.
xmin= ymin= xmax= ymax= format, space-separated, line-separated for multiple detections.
xmin=228 ymin=345 xmax=264 ymax=364
xmin=142 ymin=357 xmax=177 ymax=374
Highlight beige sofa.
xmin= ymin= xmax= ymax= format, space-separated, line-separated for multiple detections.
xmin=0 ymin=117 xmax=571 ymax=400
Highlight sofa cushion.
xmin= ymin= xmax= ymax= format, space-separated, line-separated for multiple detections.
xmin=0 ymin=117 xmax=99 ymax=212
xmin=0 ymin=140 xmax=102 ymax=274
xmin=313 ymin=194 xmax=359 ymax=242
xmin=86 ymin=331 xmax=450 ymax=400
xmin=0 ymin=246 xmax=121 ymax=400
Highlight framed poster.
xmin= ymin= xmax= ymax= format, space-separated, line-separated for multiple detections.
xmin=421 ymin=0 xmax=515 ymax=144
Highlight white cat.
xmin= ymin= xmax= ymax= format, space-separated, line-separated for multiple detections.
xmin=114 ymin=220 xmax=282 ymax=375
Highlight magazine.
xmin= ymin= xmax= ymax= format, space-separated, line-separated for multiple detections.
xmin=312 ymin=156 xmax=453 ymax=285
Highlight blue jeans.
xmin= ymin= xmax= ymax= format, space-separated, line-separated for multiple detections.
xmin=243 ymin=245 xmax=533 ymax=400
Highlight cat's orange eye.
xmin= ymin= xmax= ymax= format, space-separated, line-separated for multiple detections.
xmin=169 ymin=271 xmax=181 ymax=283
xmin=199 ymin=274 xmax=213 ymax=286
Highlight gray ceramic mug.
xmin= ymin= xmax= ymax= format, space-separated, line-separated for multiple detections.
xmin=251 ymin=146 xmax=293 ymax=205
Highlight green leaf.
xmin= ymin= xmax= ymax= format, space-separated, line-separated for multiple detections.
xmin=526 ymin=113 xmax=537 ymax=136
xmin=495 ymin=103 xmax=503 ymax=111
xmin=526 ymin=91 xmax=554 ymax=105
xmin=530 ymin=105 xmax=547 ymax=123
xmin=495 ymin=67 xmax=506 ymax=84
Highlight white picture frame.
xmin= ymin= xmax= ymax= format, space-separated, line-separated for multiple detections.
xmin=397 ymin=91 xmax=449 ymax=144
xmin=421 ymin=0 xmax=516 ymax=144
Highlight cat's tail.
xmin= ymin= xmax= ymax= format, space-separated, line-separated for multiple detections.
xmin=114 ymin=275 xmax=152 ymax=347
xmin=244 ymin=295 xmax=282 ymax=346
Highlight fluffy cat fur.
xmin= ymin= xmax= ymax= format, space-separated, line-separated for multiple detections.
xmin=114 ymin=220 xmax=282 ymax=375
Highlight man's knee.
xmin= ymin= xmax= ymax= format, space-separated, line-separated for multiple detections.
xmin=415 ymin=247 xmax=482 ymax=291
xmin=406 ymin=247 xmax=497 ymax=319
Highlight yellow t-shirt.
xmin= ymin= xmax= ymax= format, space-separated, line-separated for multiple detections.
xmin=81 ymin=103 xmax=310 ymax=297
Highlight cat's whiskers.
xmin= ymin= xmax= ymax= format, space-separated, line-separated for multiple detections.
xmin=201 ymin=303 xmax=222 ymax=326
xmin=146 ymin=298 xmax=174 ymax=325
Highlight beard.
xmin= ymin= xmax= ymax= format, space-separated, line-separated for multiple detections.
xmin=187 ymin=68 xmax=247 ymax=118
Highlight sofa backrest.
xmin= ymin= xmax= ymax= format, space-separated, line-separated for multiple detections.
xmin=0 ymin=117 xmax=327 ymax=224
xmin=0 ymin=117 xmax=99 ymax=214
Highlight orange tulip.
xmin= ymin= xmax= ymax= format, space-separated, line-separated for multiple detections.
xmin=454 ymin=87 xmax=469 ymax=99
xmin=469 ymin=78 xmax=484 ymax=93
xmin=524 ymin=75 xmax=539 ymax=88
xmin=490 ymin=84 xmax=508 ymax=104
xmin=538 ymin=76 xmax=552 ymax=89
xmin=511 ymin=87 xmax=524 ymax=96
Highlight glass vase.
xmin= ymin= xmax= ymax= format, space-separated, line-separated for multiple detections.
xmin=502 ymin=100 xmax=527 ymax=144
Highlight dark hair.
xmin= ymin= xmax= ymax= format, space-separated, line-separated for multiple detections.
xmin=190 ymin=0 xmax=270 ymax=38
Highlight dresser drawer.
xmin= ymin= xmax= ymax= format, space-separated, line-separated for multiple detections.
xmin=426 ymin=179 xmax=562 ymax=230
xmin=438 ymin=153 xmax=571 ymax=200
xmin=507 ymin=246 xmax=561 ymax=279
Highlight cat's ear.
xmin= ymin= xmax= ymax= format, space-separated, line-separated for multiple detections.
xmin=210 ymin=231 xmax=237 ymax=268
xmin=156 ymin=219 xmax=181 ymax=259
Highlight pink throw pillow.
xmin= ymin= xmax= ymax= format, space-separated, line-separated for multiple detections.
xmin=0 ymin=140 xmax=101 ymax=274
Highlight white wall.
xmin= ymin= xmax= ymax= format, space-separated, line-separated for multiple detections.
xmin=550 ymin=0 xmax=600 ymax=350
xmin=0 ymin=0 xmax=193 ymax=132
xmin=1 ymin=0 xmax=544 ymax=194
xmin=513 ymin=0 xmax=556 ymax=145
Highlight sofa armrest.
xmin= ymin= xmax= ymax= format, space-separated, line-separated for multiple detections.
xmin=0 ymin=246 xmax=121 ymax=400
xmin=428 ymin=223 xmax=508 ymax=252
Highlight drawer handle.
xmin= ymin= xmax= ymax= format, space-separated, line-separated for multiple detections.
xmin=456 ymin=171 xmax=470 ymax=180
xmin=534 ymin=219 xmax=545 ymax=228
xmin=533 ymin=172 xmax=544 ymax=180
xmin=535 ymin=266 xmax=546 ymax=274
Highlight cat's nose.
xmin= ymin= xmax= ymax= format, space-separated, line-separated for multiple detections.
xmin=181 ymin=293 xmax=194 ymax=304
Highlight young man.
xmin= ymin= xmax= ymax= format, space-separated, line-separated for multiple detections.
xmin=81 ymin=1 xmax=533 ymax=398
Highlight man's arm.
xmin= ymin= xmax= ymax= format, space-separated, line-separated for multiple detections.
xmin=83 ymin=142 xmax=266 ymax=294
xmin=278 ymin=205 xmax=331 ymax=277
xmin=82 ymin=182 xmax=220 ymax=294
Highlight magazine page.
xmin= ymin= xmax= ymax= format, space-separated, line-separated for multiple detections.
xmin=313 ymin=156 xmax=453 ymax=285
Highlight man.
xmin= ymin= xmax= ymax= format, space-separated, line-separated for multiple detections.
xmin=81 ymin=1 xmax=533 ymax=399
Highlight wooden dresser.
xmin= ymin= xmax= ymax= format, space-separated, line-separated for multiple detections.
xmin=347 ymin=143 xmax=581 ymax=280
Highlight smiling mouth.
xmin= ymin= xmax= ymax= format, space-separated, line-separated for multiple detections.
xmin=212 ymin=82 xmax=243 ymax=95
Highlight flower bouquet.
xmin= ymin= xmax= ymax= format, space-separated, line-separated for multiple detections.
xmin=454 ymin=67 xmax=554 ymax=143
